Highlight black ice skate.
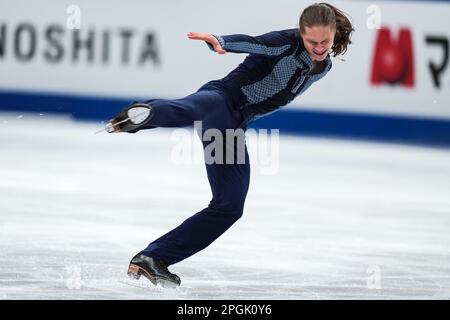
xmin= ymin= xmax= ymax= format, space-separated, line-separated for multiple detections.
xmin=127 ymin=254 xmax=181 ymax=288
xmin=105 ymin=102 xmax=154 ymax=133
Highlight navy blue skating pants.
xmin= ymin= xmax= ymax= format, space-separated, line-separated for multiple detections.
xmin=137 ymin=85 xmax=251 ymax=265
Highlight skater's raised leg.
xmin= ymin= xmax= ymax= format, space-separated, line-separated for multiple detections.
xmin=107 ymin=89 xmax=241 ymax=133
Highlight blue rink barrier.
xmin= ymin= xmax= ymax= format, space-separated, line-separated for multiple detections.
xmin=0 ymin=89 xmax=449 ymax=147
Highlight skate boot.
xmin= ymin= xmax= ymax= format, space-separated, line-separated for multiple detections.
xmin=106 ymin=102 xmax=154 ymax=133
xmin=127 ymin=254 xmax=181 ymax=288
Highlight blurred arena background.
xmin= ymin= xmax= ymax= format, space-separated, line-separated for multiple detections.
xmin=1 ymin=0 xmax=449 ymax=144
xmin=0 ymin=0 xmax=449 ymax=299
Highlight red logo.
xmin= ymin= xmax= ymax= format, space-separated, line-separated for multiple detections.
xmin=371 ymin=27 xmax=415 ymax=87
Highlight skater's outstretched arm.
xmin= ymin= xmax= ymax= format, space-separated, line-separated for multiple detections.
xmin=187 ymin=32 xmax=227 ymax=54
xmin=187 ymin=30 xmax=291 ymax=56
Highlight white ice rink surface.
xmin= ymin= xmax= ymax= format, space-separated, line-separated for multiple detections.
xmin=0 ymin=113 xmax=449 ymax=300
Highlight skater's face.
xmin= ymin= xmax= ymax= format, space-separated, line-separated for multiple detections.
xmin=301 ymin=25 xmax=335 ymax=61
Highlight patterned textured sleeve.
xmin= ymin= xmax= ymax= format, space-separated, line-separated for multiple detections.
xmin=206 ymin=30 xmax=292 ymax=56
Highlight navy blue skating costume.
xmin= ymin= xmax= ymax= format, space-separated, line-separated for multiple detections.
xmin=136 ymin=28 xmax=332 ymax=265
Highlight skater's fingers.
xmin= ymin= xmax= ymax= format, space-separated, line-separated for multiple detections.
xmin=187 ymin=31 xmax=207 ymax=40
xmin=214 ymin=46 xmax=226 ymax=54
xmin=213 ymin=41 xmax=227 ymax=54
xmin=212 ymin=41 xmax=226 ymax=54
xmin=187 ymin=32 xmax=226 ymax=55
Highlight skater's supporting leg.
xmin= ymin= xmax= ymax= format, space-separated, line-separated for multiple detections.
xmin=141 ymin=139 xmax=250 ymax=265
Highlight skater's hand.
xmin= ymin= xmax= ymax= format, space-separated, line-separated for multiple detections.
xmin=187 ymin=32 xmax=226 ymax=54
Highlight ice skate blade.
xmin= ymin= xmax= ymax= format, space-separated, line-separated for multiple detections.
xmin=120 ymin=276 xmax=179 ymax=291
xmin=119 ymin=277 xmax=163 ymax=290
xmin=94 ymin=121 xmax=120 ymax=134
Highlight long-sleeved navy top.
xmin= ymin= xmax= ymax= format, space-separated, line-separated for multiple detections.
xmin=203 ymin=28 xmax=332 ymax=121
